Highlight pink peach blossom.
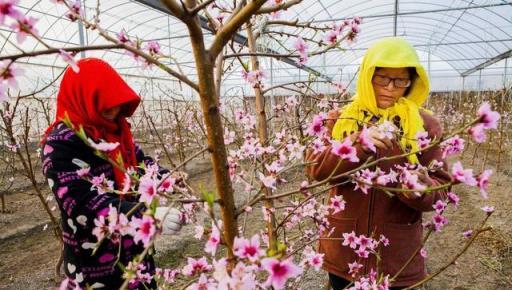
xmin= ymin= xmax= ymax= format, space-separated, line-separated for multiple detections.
xmin=261 ymin=258 xmax=302 ymax=290
xmin=331 ymin=137 xmax=359 ymax=162
xmin=132 ymin=215 xmax=156 ymax=247
xmin=306 ymin=114 xmax=326 ymax=137
xmin=204 ymin=222 xmax=221 ymax=255
xmin=145 ymin=41 xmax=161 ymax=55
xmin=342 ymin=231 xmax=358 ymax=249
xmin=186 ymin=274 xmax=217 ymax=290
xmin=477 ymin=102 xmax=500 ymax=129
xmin=182 ymin=257 xmax=212 ymax=276
xmin=358 ymin=125 xmax=376 ymax=153
xmin=447 ymin=191 xmax=460 ymax=206
xmin=10 ymin=15 xmax=38 ymax=44
xmin=477 ymin=169 xmax=492 ymax=199
xmin=463 ymin=230 xmax=473 ymax=238
xmin=258 ymin=172 xmax=277 ymax=190
xmin=348 ymin=261 xmax=363 ymax=277
xmin=65 ymin=0 xmax=83 ymax=22
xmin=415 ymin=131 xmax=431 ymax=149
xmin=325 ymin=30 xmax=338 ymax=45
xmin=441 ymin=135 xmax=465 ymax=158
xmin=468 ymin=124 xmax=487 ymax=143
xmin=329 ymin=195 xmax=346 ymax=214
xmin=451 ymin=161 xmax=477 ymax=186
xmin=138 ymin=176 xmax=158 ymax=204
xmin=0 ymin=0 xmax=21 ymax=25
xmin=481 ymin=205 xmax=494 ymax=214
xmin=433 ymin=200 xmax=447 ymax=214
xmin=233 ymin=234 xmax=264 ymax=262
xmin=59 ymin=50 xmax=80 ymax=73
xmin=0 ymin=60 xmax=23 ymax=89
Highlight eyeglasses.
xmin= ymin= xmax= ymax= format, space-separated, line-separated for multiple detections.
xmin=372 ymin=74 xmax=411 ymax=88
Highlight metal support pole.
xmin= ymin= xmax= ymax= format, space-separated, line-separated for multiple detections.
xmin=323 ymin=53 xmax=329 ymax=95
xmin=298 ymin=65 xmax=301 ymax=86
xmin=427 ymin=50 xmax=431 ymax=77
xmin=460 ymin=76 xmax=465 ymax=110
xmin=77 ymin=0 xmax=86 ymax=58
xmin=338 ymin=67 xmax=343 ymax=98
xmin=270 ymin=57 xmax=274 ymax=132
xmin=167 ymin=16 xmax=172 ymax=62
xmin=427 ymin=49 xmax=431 ymax=107
xmin=393 ymin=0 xmax=399 ymax=36
xmin=504 ymin=57 xmax=509 ymax=87
xmin=478 ymin=69 xmax=482 ymax=98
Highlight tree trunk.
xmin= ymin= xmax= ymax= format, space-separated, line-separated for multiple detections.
xmin=185 ymin=4 xmax=238 ymax=259
xmin=246 ymin=22 xmax=278 ymax=252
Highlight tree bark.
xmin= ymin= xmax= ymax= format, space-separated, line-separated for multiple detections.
xmin=246 ymin=22 xmax=278 ymax=252
xmin=185 ymin=0 xmax=238 ymax=260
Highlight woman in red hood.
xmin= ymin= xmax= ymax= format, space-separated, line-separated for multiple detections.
xmin=41 ymin=58 xmax=182 ymax=289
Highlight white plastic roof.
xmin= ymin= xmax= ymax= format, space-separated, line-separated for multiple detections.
xmin=1 ymin=0 xmax=511 ymax=99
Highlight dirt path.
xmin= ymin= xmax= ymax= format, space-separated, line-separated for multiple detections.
xmin=422 ymin=152 xmax=512 ymax=290
xmin=0 ymin=225 xmax=60 ymax=290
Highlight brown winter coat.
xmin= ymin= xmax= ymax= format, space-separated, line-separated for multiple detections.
xmin=306 ymin=109 xmax=452 ymax=287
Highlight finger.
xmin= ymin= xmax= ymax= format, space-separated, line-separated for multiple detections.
xmin=162 ymin=228 xmax=178 ymax=235
xmin=380 ymin=137 xmax=393 ymax=149
xmin=165 ymin=222 xmax=182 ymax=232
xmin=367 ymin=126 xmax=379 ymax=134
xmin=371 ymin=138 xmax=388 ymax=150
xmin=367 ymin=130 xmax=381 ymax=139
xmin=163 ymin=225 xmax=180 ymax=235
xmin=168 ymin=208 xmax=181 ymax=216
xmin=419 ymin=174 xmax=434 ymax=186
xmin=166 ymin=215 xmax=182 ymax=224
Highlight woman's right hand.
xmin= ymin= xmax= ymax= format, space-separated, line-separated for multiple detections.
xmin=326 ymin=109 xmax=393 ymax=152
xmin=365 ymin=126 xmax=394 ymax=151
xmin=155 ymin=207 xmax=184 ymax=235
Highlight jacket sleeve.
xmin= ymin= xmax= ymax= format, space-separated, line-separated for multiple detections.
xmin=43 ymin=137 xmax=142 ymax=222
xmin=396 ymin=112 xmax=453 ymax=212
xmin=306 ymin=143 xmax=372 ymax=182
xmin=306 ymin=109 xmax=371 ymax=182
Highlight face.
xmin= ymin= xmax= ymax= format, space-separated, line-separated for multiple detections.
xmin=101 ymin=106 xmax=122 ymax=120
xmin=372 ymin=67 xmax=411 ymax=109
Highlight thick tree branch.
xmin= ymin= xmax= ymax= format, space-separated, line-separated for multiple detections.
xmin=0 ymin=44 xmax=123 ymax=61
xmin=188 ymin=0 xmax=215 ymax=15
xmin=223 ymin=52 xmax=298 ymax=59
xmin=262 ymin=80 xmax=334 ymax=94
xmin=255 ymin=0 xmax=302 ymax=15
xmin=266 ymin=19 xmax=331 ymax=31
xmin=160 ymin=0 xmax=187 ymax=20
xmin=209 ymin=0 xmax=268 ymax=58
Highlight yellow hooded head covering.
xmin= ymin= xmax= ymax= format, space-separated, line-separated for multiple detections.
xmin=332 ymin=37 xmax=430 ymax=163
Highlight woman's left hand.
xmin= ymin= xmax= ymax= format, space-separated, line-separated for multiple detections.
xmin=400 ymin=168 xmax=435 ymax=199
xmin=416 ymin=168 xmax=436 ymax=186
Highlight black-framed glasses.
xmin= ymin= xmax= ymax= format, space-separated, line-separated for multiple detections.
xmin=372 ymin=74 xmax=411 ymax=88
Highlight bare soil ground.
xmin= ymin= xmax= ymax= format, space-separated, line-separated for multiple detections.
xmin=0 ymin=144 xmax=510 ymax=290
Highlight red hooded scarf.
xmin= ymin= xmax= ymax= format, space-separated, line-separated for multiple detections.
xmin=45 ymin=58 xmax=141 ymax=188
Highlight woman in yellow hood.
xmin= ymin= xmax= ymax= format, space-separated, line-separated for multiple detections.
xmin=306 ymin=37 xmax=452 ymax=289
